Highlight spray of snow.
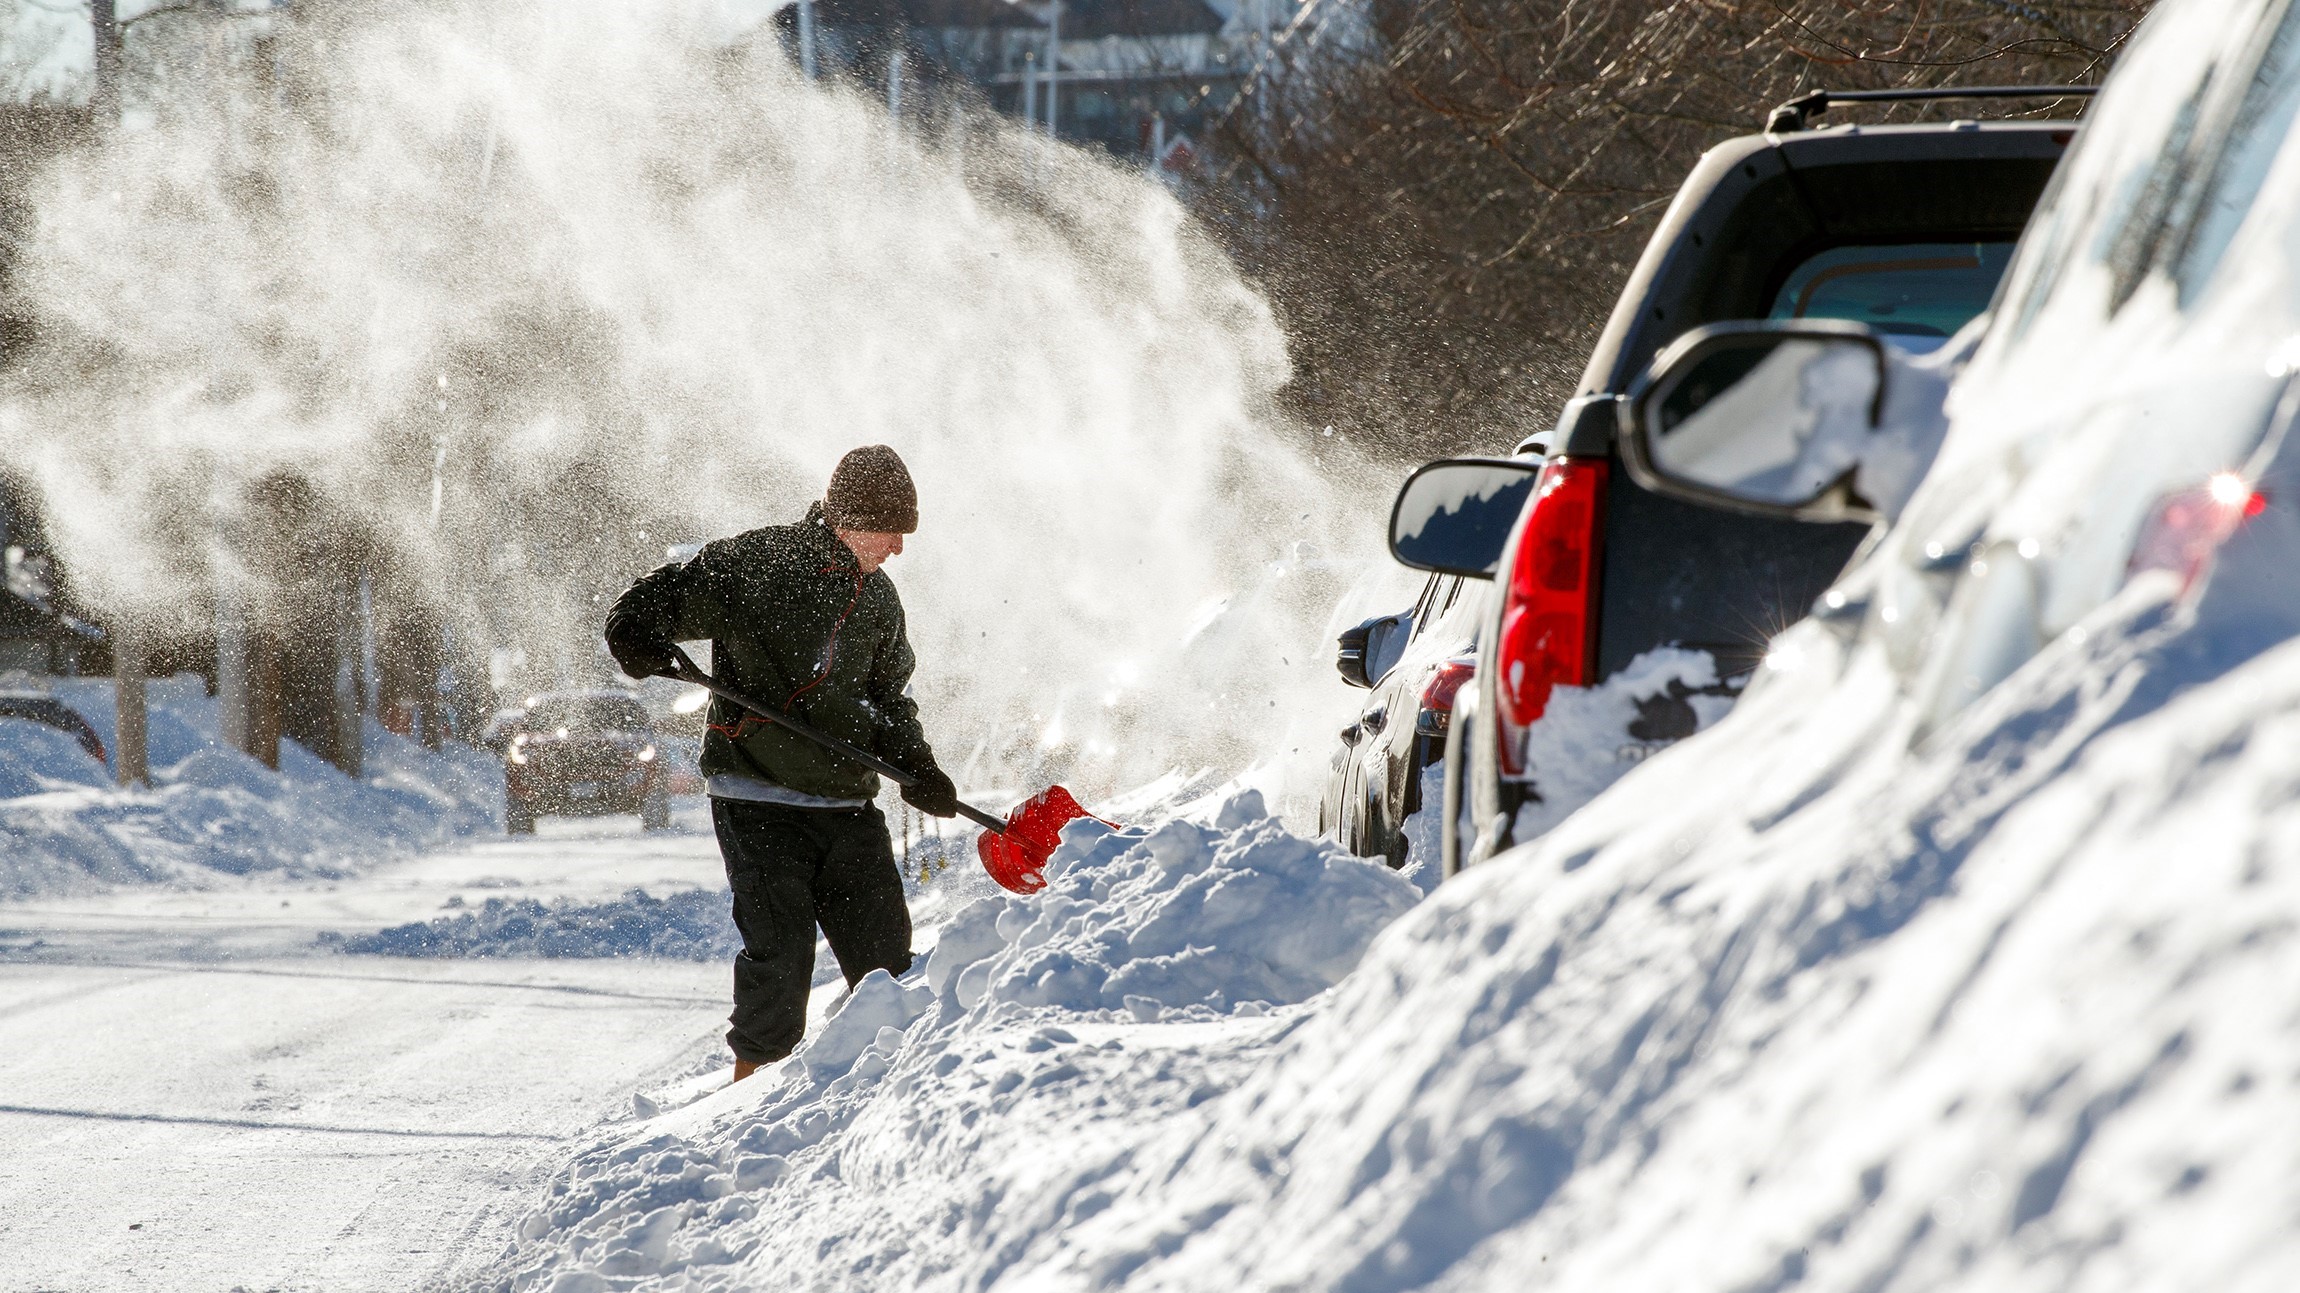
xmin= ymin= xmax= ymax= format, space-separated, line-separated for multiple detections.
xmin=0 ymin=0 xmax=1380 ymax=817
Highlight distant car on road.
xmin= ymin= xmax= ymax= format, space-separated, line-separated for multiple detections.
xmin=501 ymin=690 xmax=670 ymax=833
xmin=1341 ymin=86 xmax=2087 ymax=871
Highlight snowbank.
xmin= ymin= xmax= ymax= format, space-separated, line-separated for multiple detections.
xmin=931 ymin=790 xmax=1419 ymax=1016
xmin=479 ymin=788 xmax=1420 ymax=1290
xmin=0 ymin=676 xmax=501 ymax=897
xmin=1031 ymin=585 xmax=2300 ymax=1293
xmin=482 ymin=570 xmax=2300 ymax=1291
xmin=326 ymin=888 xmax=737 ymax=960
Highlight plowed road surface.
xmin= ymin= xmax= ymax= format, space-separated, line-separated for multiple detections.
xmin=0 ymin=809 xmax=734 ymax=1292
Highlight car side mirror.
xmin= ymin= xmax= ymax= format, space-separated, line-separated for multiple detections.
xmin=1336 ymin=613 xmax=1409 ymax=689
xmin=1388 ymin=458 xmax=1543 ymax=578
xmin=1622 ymin=320 xmax=1887 ymax=524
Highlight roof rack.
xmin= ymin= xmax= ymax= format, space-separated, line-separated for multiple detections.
xmin=1766 ymin=85 xmax=2098 ymax=134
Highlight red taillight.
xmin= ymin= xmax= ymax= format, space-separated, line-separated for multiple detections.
xmin=1494 ymin=457 xmax=1608 ymax=769
xmin=2129 ymin=471 xmax=2268 ymax=593
xmin=1416 ymin=657 xmax=1477 ymax=735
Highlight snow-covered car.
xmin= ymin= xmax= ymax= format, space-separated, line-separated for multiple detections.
xmin=1380 ymin=89 xmax=2082 ymax=872
xmin=501 ymin=690 xmax=670 ymax=833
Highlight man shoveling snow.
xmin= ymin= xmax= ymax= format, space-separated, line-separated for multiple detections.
xmin=605 ymin=445 xmax=961 ymax=1081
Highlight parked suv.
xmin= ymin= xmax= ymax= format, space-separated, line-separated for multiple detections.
xmin=1614 ymin=0 xmax=2300 ymax=778
xmin=1349 ymin=88 xmax=2087 ymax=870
xmin=502 ymin=689 xmax=670 ymax=833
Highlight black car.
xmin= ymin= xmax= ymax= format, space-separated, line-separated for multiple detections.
xmin=1340 ymin=88 xmax=2084 ymax=872
xmin=1320 ymin=469 xmax=1530 ymax=864
xmin=0 ymin=693 xmax=105 ymax=765
xmin=502 ymin=690 xmax=670 ymax=833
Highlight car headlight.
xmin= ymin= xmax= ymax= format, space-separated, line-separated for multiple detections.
xmin=637 ymin=744 xmax=657 ymax=762
xmin=509 ymin=734 xmax=528 ymax=765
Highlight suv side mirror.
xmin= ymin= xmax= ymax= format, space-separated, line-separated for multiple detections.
xmin=1388 ymin=458 xmax=1543 ymax=578
xmin=1622 ymin=320 xmax=1887 ymax=524
xmin=1335 ymin=613 xmax=1409 ymax=689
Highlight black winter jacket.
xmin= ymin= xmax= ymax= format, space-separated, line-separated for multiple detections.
xmin=604 ymin=507 xmax=937 ymax=801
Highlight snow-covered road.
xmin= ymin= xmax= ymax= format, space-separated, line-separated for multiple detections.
xmin=0 ymin=809 xmax=734 ymax=1292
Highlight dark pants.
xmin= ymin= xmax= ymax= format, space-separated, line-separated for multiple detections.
xmin=712 ymin=798 xmax=914 ymax=1063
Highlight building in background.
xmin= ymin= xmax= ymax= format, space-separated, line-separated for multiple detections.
xmin=789 ymin=0 xmax=1297 ymax=168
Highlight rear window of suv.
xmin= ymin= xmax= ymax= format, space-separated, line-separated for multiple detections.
xmin=1769 ymin=241 xmax=2017 ymax=347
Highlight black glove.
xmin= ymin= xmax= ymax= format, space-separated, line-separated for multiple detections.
xmin=607 ymin=631 xmax=679 ymax=681
xmin=901 ymin=765 xmax=959 ymax=818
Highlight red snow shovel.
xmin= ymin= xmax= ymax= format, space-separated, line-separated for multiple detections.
xmin=662 ymin=647 xmax=1103 ymax=894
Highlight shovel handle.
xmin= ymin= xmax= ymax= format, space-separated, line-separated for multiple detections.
xmin=951 ymin=801 xmax=1008 ymax=833
xmin=663 ymin=646 xmax=1006 ymax=835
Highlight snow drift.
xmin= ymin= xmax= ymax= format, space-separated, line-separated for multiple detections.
xmin=481 ymin=788 xmax=1420 ymax=1289
xmin=327 ymin=887 xmax=736 ymax=961
xmin=482 ymin=536 xmax=2300 ymax=1293
xmin=0 ymin=676 xmax=499 ymax=897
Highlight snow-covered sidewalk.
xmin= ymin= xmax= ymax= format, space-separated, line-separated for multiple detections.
xmin=1 ymin=676 xmax=502 ymax=898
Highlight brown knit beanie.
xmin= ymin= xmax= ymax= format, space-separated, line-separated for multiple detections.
xmin=822 ymin=445 xmax=918 ymax=534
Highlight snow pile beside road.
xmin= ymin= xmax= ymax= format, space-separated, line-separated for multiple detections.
xmin=491 ymin=579 xmax=2300 ymax=1292
xmin=932 ymin=789 xmax=1420 ymax=1017
xmin=328 ymin=888 xmax=738 ymax=961
xmin=0 ymin=676 xmax=501 ymax=897
xmin=1031 ymin=589 xmax=2300 ymax=1293
xmin=480 ymin=789 xmax=1420 ymax=1290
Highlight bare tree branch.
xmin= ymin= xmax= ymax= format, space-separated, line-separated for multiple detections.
xmin=1190 ymin=0 xmax=2151 ymax=456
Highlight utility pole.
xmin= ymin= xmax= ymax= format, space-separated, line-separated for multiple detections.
xmin=1257 ymin=0 xmax=1274 ymax=126
xmin=90 ymin=0 xmax=122 ymax=121
xmin=93 ymin=0 xmax=132 ymax=783
xmin=795 ymin=0 xmax=818 ymax=79
xmin=1044 ymin=1 xmax=1059 ymax=138
xmin=887 ymin=48 xmax=903 ymax=119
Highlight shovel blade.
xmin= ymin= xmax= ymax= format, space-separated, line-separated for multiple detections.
xmin=976 ymin=785 xmax=1102 ymax=894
